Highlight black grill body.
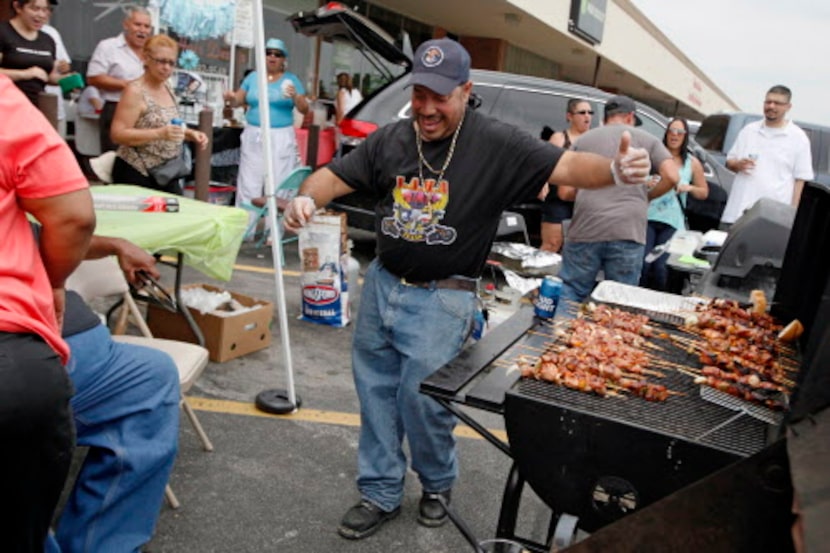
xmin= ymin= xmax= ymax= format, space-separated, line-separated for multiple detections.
xmin=561 ymin=438 xmax=794 ymax=553
xmin=499 ymin=317 xmax=773 ymax=534
xmin=505 ymin=389 xmax=745 ymax=532
xmin=420 ymin=305 xmax=789 ymax=551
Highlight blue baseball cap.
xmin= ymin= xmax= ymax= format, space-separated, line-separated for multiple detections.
xmin=265 ymin=38 xmax=287 ymax=58
xmin=406 ymin=38 xmax=471 ymax=96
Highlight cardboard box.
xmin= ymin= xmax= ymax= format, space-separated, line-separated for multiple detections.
xmin=147 ymin=284 xmax=273 ymax=362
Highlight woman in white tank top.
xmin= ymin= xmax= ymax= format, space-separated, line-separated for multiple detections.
xmin=335 ymin=72 xmax=363 ymax=124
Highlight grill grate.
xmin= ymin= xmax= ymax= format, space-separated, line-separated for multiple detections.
xmin=504 ymin=319 xmax=771 ymax=458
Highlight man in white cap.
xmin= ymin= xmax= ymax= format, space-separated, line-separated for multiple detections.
xmin=284 ymin=37 xmax=652 ymax=540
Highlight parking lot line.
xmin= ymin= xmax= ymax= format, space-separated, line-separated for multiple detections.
xmin=187 ymin=396 xmax=506 ymax=442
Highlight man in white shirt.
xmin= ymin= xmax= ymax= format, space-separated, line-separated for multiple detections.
xmin=86 ymin=5 xmax=151 ymax=151
xmin=720 ymin=85 xmax=814 ymax=226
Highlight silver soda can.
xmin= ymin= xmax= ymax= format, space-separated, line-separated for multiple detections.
xmin=535 ymin=275 xmax=562 ymax=319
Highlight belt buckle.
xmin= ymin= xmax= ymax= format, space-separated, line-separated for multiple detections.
xmin=401 ymin=277 xmax=429 ymax=289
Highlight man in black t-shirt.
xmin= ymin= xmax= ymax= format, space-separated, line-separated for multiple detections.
xmin=283 ymin=38 xmax=653 ymax=541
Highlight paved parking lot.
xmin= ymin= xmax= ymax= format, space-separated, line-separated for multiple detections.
xmin=143 ymin=232 xmax=553 ymax=553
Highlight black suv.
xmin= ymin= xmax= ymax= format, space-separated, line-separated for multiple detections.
xmin=290 ymin=4 xmax=732 ymax=234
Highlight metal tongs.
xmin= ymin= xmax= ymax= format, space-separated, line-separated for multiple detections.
xmin=132 ymin=270 xmax=177 ymax=312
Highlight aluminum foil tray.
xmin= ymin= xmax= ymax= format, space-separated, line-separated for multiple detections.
xmin=589 ymin=281 xmax=707 ymax=324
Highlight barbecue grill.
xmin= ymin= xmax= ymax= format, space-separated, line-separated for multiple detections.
xmin=422 ymin=183 xmax=830 ymax=551
xmin=697 ymin=198 xmax=795 ymax=303
xmin=422 ymin=305 xmax=777 ymax=551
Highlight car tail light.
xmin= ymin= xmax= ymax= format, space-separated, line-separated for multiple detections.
xmin=339 ymin=118 xmax=378 ymax=148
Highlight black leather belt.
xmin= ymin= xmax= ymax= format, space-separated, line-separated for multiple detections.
xmin=400 ymin=276 xmax=477 ymax=292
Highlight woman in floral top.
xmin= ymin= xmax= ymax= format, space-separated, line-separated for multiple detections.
xmin=111 ymin=34 xmax=207 ymax=193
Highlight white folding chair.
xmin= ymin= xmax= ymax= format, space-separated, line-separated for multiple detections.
xmin=66 ymin=257 xmax=213 ymax=509
xmin=240 ymin=165 xmax=312 ymax=253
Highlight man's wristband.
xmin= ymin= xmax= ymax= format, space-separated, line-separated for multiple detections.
xmin=296 ymin=194 xmax=316 ymax=207
xmin=610 ymin=160 xmax=622 ymax=185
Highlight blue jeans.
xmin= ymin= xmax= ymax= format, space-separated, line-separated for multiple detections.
xmin=641 ymin=221 xmax=677 ymax=291
xmin=352 ymin=260 xmax=476 ymax=512
xmin=559 ymin=240 xmax=645 ymax=316
xmin=45 ymin=324 xmax=180 ymax=553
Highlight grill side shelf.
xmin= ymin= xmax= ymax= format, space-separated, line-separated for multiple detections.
xmin=420 ymin=305 xmax=535 ymax=409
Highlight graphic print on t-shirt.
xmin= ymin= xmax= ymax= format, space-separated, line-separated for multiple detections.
xmin=381 ymin=176 xmax=457 ymax=245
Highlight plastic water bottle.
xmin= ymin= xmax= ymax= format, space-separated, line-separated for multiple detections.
xmin=92 ymin=194 xmax=179 ymax=213
xmin=171 ymin=118 xmax=187 ymax=141
xmin=280 ymin=80 xmax=292 ymax=98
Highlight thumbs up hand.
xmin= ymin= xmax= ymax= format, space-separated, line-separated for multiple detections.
xmin=612 ymin=130 xmax=651 ymax=185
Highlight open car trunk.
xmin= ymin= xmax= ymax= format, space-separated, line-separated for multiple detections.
xmin=288 ymin=2 xmax=412 ymax=83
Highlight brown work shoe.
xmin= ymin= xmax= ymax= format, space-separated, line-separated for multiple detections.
xmin=417 ymin=489 xmax=451 ymax=527
xmin=337 ymin=499 xmax=400 ymax=540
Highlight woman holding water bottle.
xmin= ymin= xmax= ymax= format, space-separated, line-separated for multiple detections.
xmin=640 ymin=117 xmax=708 ymax=291
xmin=110 ymin=34 xmax=208 ymax=193
xmin=223 ymin=37 xmax=309 ymax=240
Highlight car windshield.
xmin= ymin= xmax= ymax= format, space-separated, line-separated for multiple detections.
xmin=696 ymin=113 xmax=764 ymax=154
xmin=694 ymin=115 xmax=730 ymax=152
xmin=636 ymin=112 xmax=668 ymax=140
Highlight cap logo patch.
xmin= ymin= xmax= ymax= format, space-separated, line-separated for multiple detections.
xmin=421 ymin=46 xmax=444 ymax=68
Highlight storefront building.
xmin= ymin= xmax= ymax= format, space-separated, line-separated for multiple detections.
xmin=16 ymin=0 xmax=737 ymax=122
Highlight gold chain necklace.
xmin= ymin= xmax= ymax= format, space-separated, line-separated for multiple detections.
xmin=415 ymin=111 xmax=466 ymax=183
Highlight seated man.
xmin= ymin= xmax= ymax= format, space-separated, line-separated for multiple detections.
xmin=44 ymin=233 xmax=181 ymax=553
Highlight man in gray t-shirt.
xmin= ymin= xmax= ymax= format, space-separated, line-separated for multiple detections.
xmin=557 ymin=95 xmax=677 ymax=313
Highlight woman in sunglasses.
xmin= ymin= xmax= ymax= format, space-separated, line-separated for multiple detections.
xmin=224 ymin=37 xmax=309 ymax=240
xmin=641 ymin=117 xmax=708 ymax=290
xmin=539 ymin=98 xmax=594 ymax=252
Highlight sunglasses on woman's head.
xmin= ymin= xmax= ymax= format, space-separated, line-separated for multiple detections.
xmin=266 ymin=50 xmax=285 ymax=58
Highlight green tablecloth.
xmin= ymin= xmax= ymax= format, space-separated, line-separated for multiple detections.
xmin=92 ymin=184 xmax=247 ymax=281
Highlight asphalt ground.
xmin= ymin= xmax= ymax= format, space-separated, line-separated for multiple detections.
xmin=141 ymin=231 xmax=555 ymax=553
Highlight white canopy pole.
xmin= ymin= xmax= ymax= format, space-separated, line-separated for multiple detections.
xmin=251 ymin=0 xmax=299 ymax=412
xmin=227 ymin=5 xmax=237 ymax=93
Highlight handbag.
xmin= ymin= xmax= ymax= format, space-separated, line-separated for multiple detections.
xmin=146 ymin=145 xmax=192 ymax=186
